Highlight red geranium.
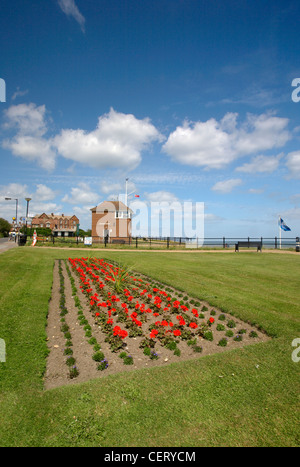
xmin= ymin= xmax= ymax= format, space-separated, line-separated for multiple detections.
xmin=150 ymin=329 xmax=158 ymax=339
xmin=113 ymin=325 xmax=128 ymax=339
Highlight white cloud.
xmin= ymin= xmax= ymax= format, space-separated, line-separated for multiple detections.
xmin=11 ymin=87 xmax=29 ymax=101
xmin=0 ymin=183 xmax=30 ymax=199
xmin=58 ymin=0 xmax=86 ymax=32
xmin=100 ymin=181 xmax=123 ymax=195
xmin=3 ymin=136 xmax=56 ymax=171
xmin=2 ymin=105 xmax=161 ymax=173
xmin=62 ymin=182 xmax=99 ymax=205
xmin=236 ymin=153 xmax=283 ymax=174
xmin=162 ymin=117 xmax=233 ymax=169
xmin=286 ymin=151 xmax=300 ymax=178
xmin=35 ymin=184 xmax=56 ymax=201
xmin=279 ymin=207 xmax=300 ymax=222
xmin=211 ymin=178 xmax=243 ymax=194
xmin=234 ymin=113 xmax=290 ymax=154
xmin=54 ymin=108 xmax=162 ymax=171
xmin=163 ymin=112 xmax=291 ymax=169
xmin=2 ymin=103 xmax=56 ymax=171
xmin=145 ymin=191 xmax=179 ymax=203
xmin=30 ymin=202 xmax=62 ymax=217
xmin=0 ymin=184 xmax=60 ymax=221
xmin=3 ymin=103 xmax=48 ymax=136
xmin=248 ymin=188 xmax=264 ymax=194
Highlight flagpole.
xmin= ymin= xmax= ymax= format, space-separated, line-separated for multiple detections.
xmin=279 ymin=215 xmax=281 ymax=249
xmin=125 ymin=178 xmax=128 ymax=207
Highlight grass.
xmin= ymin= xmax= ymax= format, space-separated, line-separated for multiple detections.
xmin=0 ymin=247 xmax=299 ymax=446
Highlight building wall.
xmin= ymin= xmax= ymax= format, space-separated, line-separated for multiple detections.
xmin=32 ymin=213 xmax=79 ymax=232
xmin=92 ymin=211 xmax=131 ymax=240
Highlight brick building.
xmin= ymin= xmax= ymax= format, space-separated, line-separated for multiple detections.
xmin=90 ymin=201 xmax=132 ymax=243
xmin=31 ymin=213 xmax=79 ymax=237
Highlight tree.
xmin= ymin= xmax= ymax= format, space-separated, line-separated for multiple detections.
xmin=79 ymin=228 xmax=91 ymax=237
xmin=0 ymin=218 xmax=12 ymax=237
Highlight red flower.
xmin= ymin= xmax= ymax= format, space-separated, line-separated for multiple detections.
xmin=150 ymin=330 xmax=158 ymax=339
xmin=113 ymin=325 xmax=121 ymax=335
xmin=189 ymin=322 xmax=198 ymax=329
xmin=113 ymin=325 xmax=128 ymax=339
xmin=173 ymin=329 xmax=181 ymax=337
xmin=119 ymin=330 xmax=128 ymax=339
xmin=209 ymin=317 xmax=215 ymax=324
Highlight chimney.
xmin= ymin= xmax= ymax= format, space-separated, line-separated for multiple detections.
xmin=62 ymin=213 xmax=64 ymax=217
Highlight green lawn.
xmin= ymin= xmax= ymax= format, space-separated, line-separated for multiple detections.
xmin=0 ymin=247 xmax=299 ymax=446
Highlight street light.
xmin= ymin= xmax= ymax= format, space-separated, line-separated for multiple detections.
xmin=25 ymin=197 xmax=32 ymax=234
xmin=5 ymin=197 xmax=18 ymax=230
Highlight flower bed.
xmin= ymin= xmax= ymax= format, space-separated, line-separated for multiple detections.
xmin=45 ymin=257 xmax=270 ymax=388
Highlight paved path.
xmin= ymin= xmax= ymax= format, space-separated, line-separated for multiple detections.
xmin=0 ymin=238 xmax=18 ymax=254
xmin=0 ymin=238 xmax=298 ymax=255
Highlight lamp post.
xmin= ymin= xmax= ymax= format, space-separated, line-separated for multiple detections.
xmin=5 ymin=197 xmax=18 ymax=230
xmin=25 ymin=197 xmax=31 ymax=234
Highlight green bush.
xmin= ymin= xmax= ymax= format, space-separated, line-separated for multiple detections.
xmin=92 ymin=351 xmax=105 ymax=362
xmin=234 ymin=334 xmax=243 ymax=342
xmin=227 ymin=320 xmax=236 ymax=328
xmin=123 ymin=355 xmax=134 ymax=365
xmin=203 ymin=330 xmax=213 ymax=341
xmin=218 ymin=338 xmax=228 ymax=347
xmin=66 ymin=356 xmax=76 ymax=366
xmin=97 ymin=359 xmax=108 ymax=371
xmin=225 ymin=330 xmax=234 ymax=337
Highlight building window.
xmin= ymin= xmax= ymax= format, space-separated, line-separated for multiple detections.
xmin=115 ymin=211 xmax=131 ymax=219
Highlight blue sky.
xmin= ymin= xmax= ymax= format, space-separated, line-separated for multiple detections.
xmin=1 ymin=0 xmax=300 ymax=237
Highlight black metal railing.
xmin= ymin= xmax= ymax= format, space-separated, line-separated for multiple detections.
xmin=24 ymin=235 xmax=300 ymax=250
